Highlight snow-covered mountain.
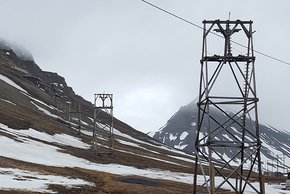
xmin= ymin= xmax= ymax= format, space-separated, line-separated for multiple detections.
xmin=151 ymin=101 xmax=290 ymax=172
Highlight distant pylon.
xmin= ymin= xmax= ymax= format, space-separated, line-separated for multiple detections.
xmin=93 ymin=93 xmax=114 ymax=156
xmin=68 ymin=103 xmax=81 ymax=134
xmin=193 ymin=20 xmax=264 ymax=194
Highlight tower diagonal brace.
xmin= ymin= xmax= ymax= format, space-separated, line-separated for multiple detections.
xmin=193 ymin=20 xmax=264 ymax=194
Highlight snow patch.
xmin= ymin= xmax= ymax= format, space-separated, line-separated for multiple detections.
xmin=53 ymin=133 xmax=91 ymax=149
xmin=174 ymin=144 xmax=187 ymax=150
xmin=0 ymin=74 xmax=27 ymax=93
xmin=0 ymin=167 xmax=94 ymax=193
xmin=1 ymin=99 xmax=16 ymax=105
xmin=230 ymin=126 xmax=241 ymax=134
xmin=222 ymin=134 xmax=234 ymax=141
xmin=116 ymin=148 xmax=186 ymax=167
xmin=79 ymin=129 xmax=93 ymax=137
xmin=31 ymin=101 xmax=58 ymax=119
xmin=117 ymin=139 xmax=141 ymax=148
xmin=88 ymin=117 xmax=94 ymax=122
xmin=147 ymin=131 xmax=155 ymax=137
xmin=180 ymin=131 xmax=189 ymax=141
xmin=52 ymin=82 xmax=64 ymax=88
xmin=80 ymin=120 xmax=90 ymax=126
xmin=27 ymin=94 xmax=56 ymax=110
xmin=0 ymin=123 xmax=90 ymax=149
xmin=169 ymin=133 xmax=177 ymax=141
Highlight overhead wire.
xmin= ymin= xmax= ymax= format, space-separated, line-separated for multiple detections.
xmin=140 ymin=0 xmax=290 ymax=66
xmin=140 ymin=0 xmax=203 ymax=30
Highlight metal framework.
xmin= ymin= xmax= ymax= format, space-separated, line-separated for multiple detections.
xmin=93 ymin=93 xmax=114 ymax=155
xmin=69 ymin=104 xmax=81 ymax=134
xmin=193 ymin=20 xmax=264 ymax=194
xmin=54 ymin=95 xmax=64 ymax=119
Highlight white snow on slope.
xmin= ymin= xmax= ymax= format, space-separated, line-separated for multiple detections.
xmin=197 ymin=174 xmax=287 ymax=194
xmin=180 ymin=131 xmax=189 ymax=141
xmin=31 ymin=101 xmax=58 ymax=119
xmin=70 ymin=117 xmax=92 ymax=127
xmin=169 ymin=133 xmax=178 ymax=141
xmin=80 ymin=119 xmax=90 ymax=126
xmin=0 ymin=74 xmax=27 ymax=93
xmin=117 ymin=139 xmax=142 ymax=148
xmin=28 ymin=94 xmax=56 ymax=110
xmin=0 ymin=130 xmax=193 ymax=184
xmin=0 ymin=123 xmax=194 ymax=184
xmin=116 ymin=139 xmax=160 ymax=154
xmin=0 ymin=167 xmax=94 ymax=193
xmin=0 ymin=123 xmax=287 ymax=194
xmin=53 ymin=133 xmax=91 ymax=149
xmin=174 ymin=143 xmax=187 ymax=150
xmin=223 ymin=133 xmax=234 ymax=141
xmin=0 ymin=123 xmax=90 ymax=149
xmin=147 ymin=131 xmax=155 ymax=137
xmin=88 ymin=117 xmax=94 ymax=122
xmin=1 ymin=99 xmax=16 ymax=105
xmin=231 ymin=126 xmax=241 ymax=134
xmin=115 ymin=148 xmax=187 ymax=167
xmin=79 ymin=129 xmax=93 ymax=136
xmin=115 ymin=128 xmax=193 ymax=158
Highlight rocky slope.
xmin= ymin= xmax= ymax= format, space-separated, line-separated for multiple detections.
xmin=0 ymin=45 xmax=197 ymax=194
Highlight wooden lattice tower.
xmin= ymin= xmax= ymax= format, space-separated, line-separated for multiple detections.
xmin=53 ymin=95 xmax=68 ymax=121
xmin=193 ymin=20 xmax=264 ymax=194
xmin=68 ymin=103 xmax=81 ymax=134
xmin=93 ymin=93 xmax=114 ymax=155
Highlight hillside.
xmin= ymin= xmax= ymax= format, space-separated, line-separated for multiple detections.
xmin=0 ymin=47 xmax=197 ymax=193
xmin=0 ymin=45 xmax=287 ymax=194
xmin=151 ymin=101 xmax=290 ymax=173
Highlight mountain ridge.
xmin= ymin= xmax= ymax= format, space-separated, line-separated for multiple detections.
xmin=151 ymin=101 xmax=290 ymax=170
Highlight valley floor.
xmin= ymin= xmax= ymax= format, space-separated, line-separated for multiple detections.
xmin=0 ymin=156 xmax=194 ymax=194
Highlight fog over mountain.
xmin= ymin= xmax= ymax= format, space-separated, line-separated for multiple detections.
xmin=0 ymin=39 xmax=34 ymax=61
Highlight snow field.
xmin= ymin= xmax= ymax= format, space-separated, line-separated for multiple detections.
xmin=0 ymin=167 xmax=94 ymax=193
xmin=0 ymin=122 xmax=287 ymax=193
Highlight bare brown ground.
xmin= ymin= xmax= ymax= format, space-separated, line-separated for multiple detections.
xmin=0 ymin=63 xmax=225 ymax=193
xmin=0 ymin=156 xmax=194 ymax=194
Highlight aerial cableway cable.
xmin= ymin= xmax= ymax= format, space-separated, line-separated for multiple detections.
xmin=141 ymin=0 xmax=290 ymax=66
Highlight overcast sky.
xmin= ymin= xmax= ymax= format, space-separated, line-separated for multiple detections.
xmin=1 ymin=0 xmax=290 ymax=133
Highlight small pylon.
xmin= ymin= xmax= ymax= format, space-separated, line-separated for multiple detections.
xmin=93 ymin=93 xmax=114 ymax=156
xmin=68 ymin=103 xmax=81 ymax=134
